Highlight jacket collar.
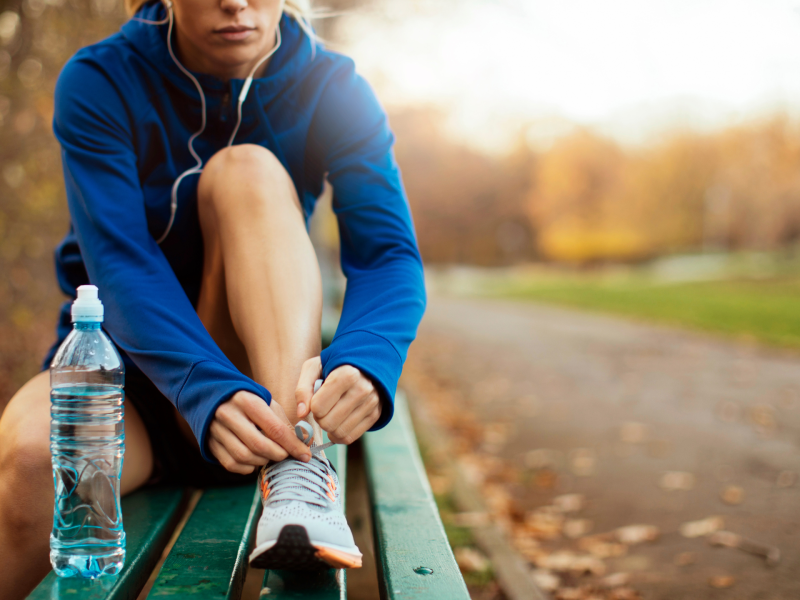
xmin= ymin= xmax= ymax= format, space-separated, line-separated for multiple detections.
xmin=121 ymin=1 xmax=314 ymax=99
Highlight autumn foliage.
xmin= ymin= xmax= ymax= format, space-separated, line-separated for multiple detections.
xmin=393 ymin=111 xmax=800 ymax=265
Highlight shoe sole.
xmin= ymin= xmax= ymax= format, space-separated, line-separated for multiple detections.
xmin=249 ymin=525 xmax=363 ymax=570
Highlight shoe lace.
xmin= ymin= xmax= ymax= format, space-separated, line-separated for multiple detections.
xmin=260 ymin=426 xmax=336 ymax=509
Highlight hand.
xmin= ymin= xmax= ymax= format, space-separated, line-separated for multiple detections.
xmin=209 ymin=390 xmax=312 ymax=474
xmin=295 ymin=357 xmax=382 ymax=445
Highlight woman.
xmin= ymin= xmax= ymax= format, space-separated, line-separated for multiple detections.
xmin=0 ymin=0 xmax=425 ymax=594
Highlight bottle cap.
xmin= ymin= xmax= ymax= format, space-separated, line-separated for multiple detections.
xmin=71 ymin=285 xmax=104 ymax=323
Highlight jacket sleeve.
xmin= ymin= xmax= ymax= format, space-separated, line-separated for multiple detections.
xmin=311 ymin=58 xmax=427 ymax=430
xmin=54 ymin=57 xmax=271 ymax=462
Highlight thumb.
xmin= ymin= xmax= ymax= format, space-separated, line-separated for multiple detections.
xmin=295 ymin=357 xmax=322 ymax=419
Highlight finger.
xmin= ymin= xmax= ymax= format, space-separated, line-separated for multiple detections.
xmin=209 ymin=436 xmax=255 ymax=475
xmin=212 ymin=416 xmax=287 ymax=463
xmin=213 ymin=405 xmax=288 ymax=462
xmin=317 ymin=378 xmax=374 ymax=434
xmin=242 ymin=396 xmax=312 ymax=462
xmin=327 ymin=392 xmax=381 ymax=445
xmin=295 ymin=357 xmax=322 ymax=419
xmin=210 ymin=420 xmax=270 ymax=467
xmin=311 ymin=365 xmax=361 ymax=420
xmin=349 ymin=407 xmax=382 ymax=440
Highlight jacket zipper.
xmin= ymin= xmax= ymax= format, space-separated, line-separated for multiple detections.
xmin=220 ymin=84 xmax=231 ymax=123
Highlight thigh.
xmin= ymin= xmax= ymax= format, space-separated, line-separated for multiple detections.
xmin=0 ymin=370 xmax=154 ymax=495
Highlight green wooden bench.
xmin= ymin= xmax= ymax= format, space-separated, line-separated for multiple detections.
xmin=27 ymin=392 xmax=470 ymax=599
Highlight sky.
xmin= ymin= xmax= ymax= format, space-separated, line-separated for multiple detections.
xmin=335 ymin=0 xmax=800 ymax=152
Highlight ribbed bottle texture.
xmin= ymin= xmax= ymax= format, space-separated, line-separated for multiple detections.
xmin=49 ymin=286 xmax=125 ymax=578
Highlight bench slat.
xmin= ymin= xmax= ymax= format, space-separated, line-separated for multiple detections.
xmin=261 ymin=436 xmax=347 ymax=599
xmin=27 ymin=485 xmax=187 ymax=600
xmin=147 ymin=484 xmax=260 ymax=599
xmin=363 ymin=393 xmax=471 ymax=600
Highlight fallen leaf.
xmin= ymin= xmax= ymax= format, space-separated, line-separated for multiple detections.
xmin=709 ymin=575 xmax=735 ymax=588
xmin=749 ymin=404 xmax=776 ymax=433
xmin=455 ymin=547 xmax=489 ymax=573
xmin=530 ymin=568 xmax=560 ymax=592
xmin=614 ymin=555 xmax=651 ymax=572
xmin=525 ymin=508 xmax=565 ymax=540
xmin=535 ymin=550 xmax=605 ymax=575
xmin=525 ymin=448 xmax=563 ymax=470
xmin=564 ymin=518 xmax=593 ymax=539
xmin=659 ymin=471 xmax=695 ymax=491
xmin=553 ymin=493 xmax=585 ymax=513
xmin=721 ymin=485 xmax=744 ymax=505
xmin=578 ymin=535 xmax=628 ymax=558
xmin=680 ymin=516 xmax=724 ymax=538
xmin=570 ymin=448 xmax=597 ymax=477
xmin=534 ymin=468 xmax=559 ymax=488
xmin=602 ymin=572 xmax=631 ymax=588
xmin=513 ymin=535 xmax=543 ymax=562
xmin=615 ymin=525 xmax=659 ymax=545
xmin=673 ymin=551 xmax=696 ymax=566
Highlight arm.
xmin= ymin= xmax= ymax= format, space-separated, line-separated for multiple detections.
xmin=302 ymin=58 xmax=427 ymax=433
xmin=54 ymin=57 xmax=277 ymax=462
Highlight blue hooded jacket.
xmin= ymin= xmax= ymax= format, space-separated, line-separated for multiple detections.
xmin=45 ymin=1 xmax=426 ymax=461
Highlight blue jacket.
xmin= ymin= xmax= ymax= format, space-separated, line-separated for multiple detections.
xmin=45 ymin=1 xmax=426 ymax=461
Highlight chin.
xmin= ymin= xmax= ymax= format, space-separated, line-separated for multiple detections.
xmin=211 ymin=48 xmax=262 ymax=69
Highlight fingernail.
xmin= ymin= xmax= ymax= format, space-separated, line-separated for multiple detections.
xmin=302 ymin=453 xmax=311 ymax=462
xmin=297 ymin=402 xmax=306 ymax=416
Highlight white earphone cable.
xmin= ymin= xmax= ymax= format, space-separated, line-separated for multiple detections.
xmin=227 ymin=26 xmax=281 ymax=147
xmin=153 ymin=1 xmax=281 ymax=244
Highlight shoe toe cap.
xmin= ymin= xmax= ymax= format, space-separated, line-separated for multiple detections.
xmin=256 ymin=501 xmax=356 ymax=550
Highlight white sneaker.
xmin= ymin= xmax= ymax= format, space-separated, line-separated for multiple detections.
xmin=248 ymin=445 xmax=362 ymax=570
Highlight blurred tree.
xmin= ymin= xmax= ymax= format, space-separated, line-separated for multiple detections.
xmin=0 ymin=0 xmax=124 ymax=406
xmin=526 ymin=129 xmax=645 ymax=263
xmin=391 ymin=107 xmax=537 ymax=265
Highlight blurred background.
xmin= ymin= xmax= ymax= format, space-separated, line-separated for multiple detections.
xmin=2 ymin=0 xmax=800 ymax=598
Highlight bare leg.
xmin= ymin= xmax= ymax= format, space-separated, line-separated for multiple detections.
xmin=0 ymin=370 xmax=153 ymax=599
xmin=196 ymin=144 xmax=323 ymax=427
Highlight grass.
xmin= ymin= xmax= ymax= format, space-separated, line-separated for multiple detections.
xmin=484 ymin=273 xmax=800 ymax=349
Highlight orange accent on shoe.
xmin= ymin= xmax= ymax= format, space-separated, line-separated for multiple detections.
xmin=260 ymin=477 xmax=270 ymax=500
xmin=313 ymin=545 xmax=362 ymax=569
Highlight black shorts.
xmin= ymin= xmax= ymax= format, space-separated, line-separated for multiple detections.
xmin=125 ymin=369 xmax=258 ymax=488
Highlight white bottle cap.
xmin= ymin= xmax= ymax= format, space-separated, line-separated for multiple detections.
xmin=71 ymin=285 xmax=104 ymax=323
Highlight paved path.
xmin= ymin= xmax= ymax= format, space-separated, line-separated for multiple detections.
xmin=402 ymin=295 xmax=800 ymax=599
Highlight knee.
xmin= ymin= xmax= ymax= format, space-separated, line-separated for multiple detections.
xmin=206 ymin=144 xmax=283 ymax=178
xmin=199 ymin=145 xmax=300 ymax=214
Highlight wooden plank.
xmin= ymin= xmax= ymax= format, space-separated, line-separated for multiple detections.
xmin=261 ymin=435 xmax=348 ymax=599
xmin=28 ymin=486 xmax=187 ymax=600
xmin=147 ymin=484 xmax=260 ymax=599
xmin=362 ymin=393 xmax=471 ymax=600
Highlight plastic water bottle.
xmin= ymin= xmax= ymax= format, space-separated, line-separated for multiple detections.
xmin=49 ymin=285 xmax=125 ymax=578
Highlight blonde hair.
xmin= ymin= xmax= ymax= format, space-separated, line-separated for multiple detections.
xmin=124 ymin=0 xmax=316 ymax=40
